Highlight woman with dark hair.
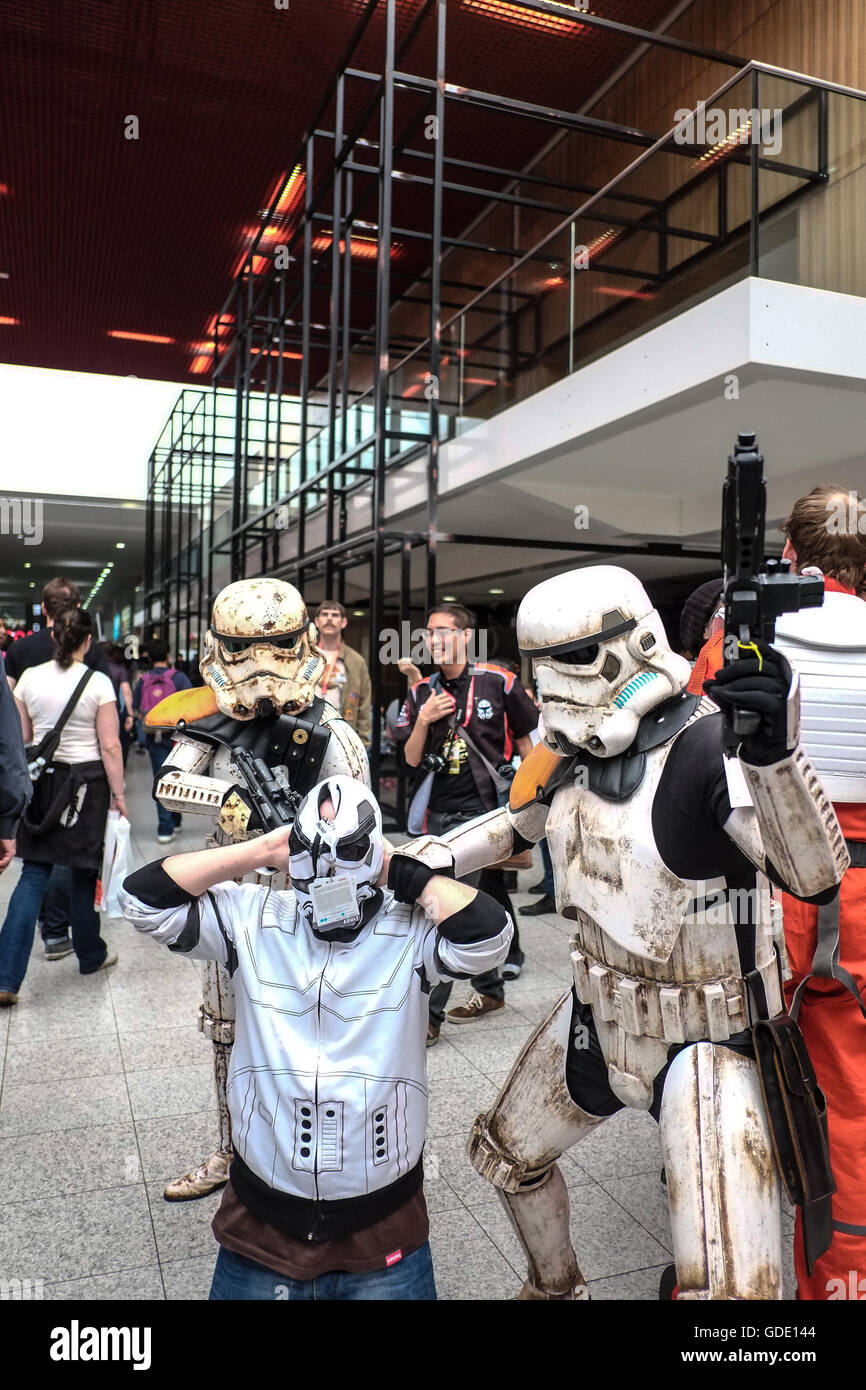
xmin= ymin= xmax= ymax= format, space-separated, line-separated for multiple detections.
xmin=0 ymin=607 xmax=126 ymax=1004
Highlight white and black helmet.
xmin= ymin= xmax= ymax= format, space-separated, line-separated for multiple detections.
xmin=517 ymin=566 xmax=690 ymax=758
xmin=289 ymin=776 xmax=385 ymax=936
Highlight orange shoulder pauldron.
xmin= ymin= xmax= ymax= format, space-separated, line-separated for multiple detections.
xmin=144 ymin=686 xmax=219 ymax=728
xmin=509 ymin=742 xmax=566 ymax=814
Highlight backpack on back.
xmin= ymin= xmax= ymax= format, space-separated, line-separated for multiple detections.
xmin=139 ymin=666 xmax=177 ymax=715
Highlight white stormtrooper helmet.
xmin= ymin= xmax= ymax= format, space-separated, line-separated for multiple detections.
xmin=517 ymin=566 xmax=690 ymax=758
xmin=201 ymin=578 xmax=326 ymax=719
xmin=289 ymin=776 xmax=385 ymax=937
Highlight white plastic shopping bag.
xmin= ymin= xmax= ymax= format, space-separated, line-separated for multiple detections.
xmin=97 ymin=810 xmax=132 ymax=916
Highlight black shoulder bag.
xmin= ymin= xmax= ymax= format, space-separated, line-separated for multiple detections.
xmin=25 ymin=668 xmax=94 ymax=783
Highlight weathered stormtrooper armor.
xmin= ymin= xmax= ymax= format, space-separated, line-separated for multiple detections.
xmin=401 ymin=566 xmax=849 ymax=1299
xmin=145 ymin=578 xmax=369 ymax=1200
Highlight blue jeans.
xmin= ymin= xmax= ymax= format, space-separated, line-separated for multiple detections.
xmin=0 ymin=860 xmax=107 ymax=992
xmin=147 ymin=736 xmax=175 ymax=836
xmin=209 ymin=1241 xmax=437 ymax=1301
xmin=38 ymin=864 xmax=73 ymax=942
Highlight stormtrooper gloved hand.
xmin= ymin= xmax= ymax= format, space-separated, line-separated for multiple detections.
xmin=703 ymin=640 xmax=795 ymax=765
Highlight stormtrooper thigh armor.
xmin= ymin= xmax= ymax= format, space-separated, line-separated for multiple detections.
xmin=660 ymin=1043 xmax=783 ymax=1300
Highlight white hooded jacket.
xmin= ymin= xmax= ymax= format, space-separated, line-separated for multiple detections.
xmin=119 ymin=871 xmax=511 ymax=1210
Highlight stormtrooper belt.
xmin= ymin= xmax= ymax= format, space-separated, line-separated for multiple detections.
xmin=570 ymin=940 xmax=769 ymax=1043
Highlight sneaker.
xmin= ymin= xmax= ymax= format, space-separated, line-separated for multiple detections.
xmin=157 ymin=829 xmax=175 ymax=844
xmin=0 ymin=991 xmax=18 ymax=1007
xmin=527 ymin=880 xmax=548 ymax=895
xmin=446 ymin=992 xmax=505 ymax=1024
xmin=502 ymin=955 xmax=524 ymax=981
xmin=519 ymin=893 xmax=557 ymax=917
xmin=426 ymin=1024 xmax=440 ymax=1048
xmin=659 ymin=1264 xmax=678 ymax=1300
xmin=164 ymin=1149 xmax=232 ymax=1201
xmin=97 ymin=950 xmax=118 ymax=973
xmin=172 ymin=812 xmax=182 ymax=828
xmin=44 ymin=935 xmax=74 ymax=960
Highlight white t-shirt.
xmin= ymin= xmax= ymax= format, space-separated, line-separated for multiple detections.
xmin=15 ymin=660 xmax=117 ymax=764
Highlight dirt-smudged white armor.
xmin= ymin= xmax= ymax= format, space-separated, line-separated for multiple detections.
xmin=400 ymin=566 xmax=847 ymax=1299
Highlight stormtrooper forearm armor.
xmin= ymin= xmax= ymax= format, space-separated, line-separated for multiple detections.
xmin=398 ymin=804 xmax=537 ymax=881
xmin=738 ymin=744 xmax=850 ymax=898
xmin=154 ymin=735 xmax=244 ymax=827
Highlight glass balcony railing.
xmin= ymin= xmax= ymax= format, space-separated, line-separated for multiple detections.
xmin=385 ymin=62 xmax=866 ymax=436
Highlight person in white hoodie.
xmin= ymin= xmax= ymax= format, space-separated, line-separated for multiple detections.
xmin=119 ymin=774 xmax=511 ymax=1301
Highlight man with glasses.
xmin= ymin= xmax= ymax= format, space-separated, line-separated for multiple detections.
xmin=396 ymin=602 xmax=538 ymax=1042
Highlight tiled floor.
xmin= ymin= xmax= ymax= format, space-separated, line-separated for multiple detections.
xmin=0 ymin=752 xmax=796 ymax=1300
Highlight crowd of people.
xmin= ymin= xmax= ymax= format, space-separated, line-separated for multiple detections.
xmin=0 ymin=479 xmax=863 ymax=1303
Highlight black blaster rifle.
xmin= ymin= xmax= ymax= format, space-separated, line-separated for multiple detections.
xmin=720 ymin=430 xmax=824 ymax=755
xmin=175 ymin=718 xmax=299 ymax=868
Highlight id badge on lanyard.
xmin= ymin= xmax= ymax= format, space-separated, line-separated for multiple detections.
xmin=309 ymin=875 xmax=360 ymax=929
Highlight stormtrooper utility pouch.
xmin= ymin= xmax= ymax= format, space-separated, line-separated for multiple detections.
xmin=752 ymin=1012 xmax=835 ymax=1271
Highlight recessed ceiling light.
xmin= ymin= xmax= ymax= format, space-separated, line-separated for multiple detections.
xmin=442 ymin=595 xmax=457 ymax=601
xmin=23 ymin=562 xmax=30 ymax=569
xmin=115 ymin=542 xmax=125 ymax=550
xmin=28 ymin=582 xmax=35 ymax=588
xmin=489 ymin=588 xmax=504 ymax=595
xmin=0 ymin=272 xmax=9 ymax=280
xmin=0 ymin=316 xmax=19 ymax=326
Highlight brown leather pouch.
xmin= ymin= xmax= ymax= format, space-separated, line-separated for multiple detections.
xmin=752 ymin=1012 xmax=835 ymax=1209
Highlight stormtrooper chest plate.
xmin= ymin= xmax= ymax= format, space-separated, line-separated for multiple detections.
xmin=545 ymin=744 xmax=694 ymax=964
xmin=545 ymin=742 xmax=781 ymax=1108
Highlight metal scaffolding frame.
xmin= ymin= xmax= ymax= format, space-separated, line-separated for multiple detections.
xmin=145 ymin=0 xmax=839 ymax=814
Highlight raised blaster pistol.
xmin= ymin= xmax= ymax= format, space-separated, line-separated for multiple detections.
xmin=720 ymin=430 xmax=824 ymax=754
xmin=175 ymin=718 xmax=300 ymax=871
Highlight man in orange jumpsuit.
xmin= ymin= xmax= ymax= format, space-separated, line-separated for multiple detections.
xmin=691 ymin=484 xmax=866 ymax=1299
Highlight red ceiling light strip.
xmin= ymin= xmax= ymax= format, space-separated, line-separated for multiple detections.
xmin=0 ymin=315 xmax=19 ymax=325
xmin=250 ymin=345 xmax=303 ymax=360
xmin=206 ymin=313 xmax=235 ymax=338
xmin=461 ymin=0 xmax=589 ymax=36
xmin=594 ymin=286 xmax=655 ymax=300
xmin=311 ymin=232 xmax=398 ymax=262
xmin=107 ymin=329 xmax=174 ymax=343
xmin=272 ymin=165 xmax=305 ymax=219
